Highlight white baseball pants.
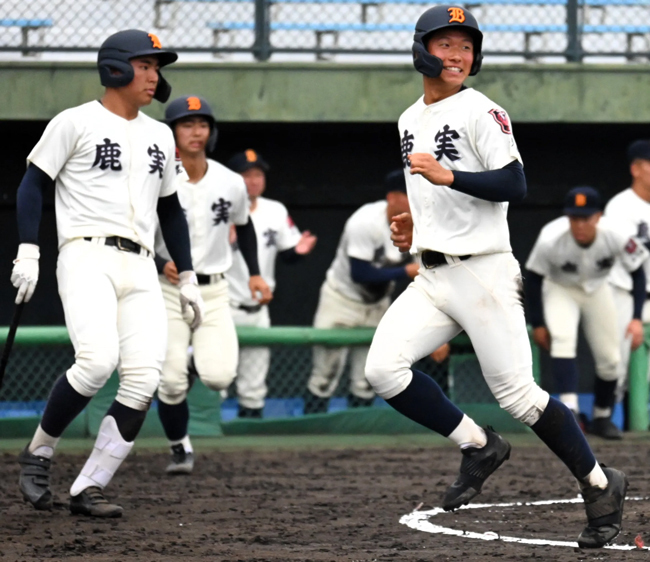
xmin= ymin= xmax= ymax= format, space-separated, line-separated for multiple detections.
xmin=366 ymin=252 xmax=549 ymax=426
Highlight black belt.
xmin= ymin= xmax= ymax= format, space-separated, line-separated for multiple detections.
xmin=421 ymin=250 xmax=471 ymax=269
xmin=196 ymin=273 xmax=224 ymax=285
xmin=84 ymin=236 xmax=147 ymax=256
xmin=238 ymin=303 xmax=262 ymax=313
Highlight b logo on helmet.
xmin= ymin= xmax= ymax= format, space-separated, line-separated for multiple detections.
xmin=148 ymin=33 xmax=162 ymax=49
xmin=187 ymin=97 xmax=202 ymax=111
xmin=245 ymin=149 xmax=258 ymax=162
xmin=575 ymin=193 xmax=587 ymax=207
xmin=448 ymin=7 xmax=465 ymax=23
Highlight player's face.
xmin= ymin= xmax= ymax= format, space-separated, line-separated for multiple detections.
xmin=386 ymin=191 xmax=410 ymax=218
xmin=174 ymin=117 xmax=210 ymax=155
xmin=568 ymin=212 xmax=602 ymax=246
xmin=125 ymin=56 xmax=160 ymax=107
xmin=426 ymin=29 xmax=474 ymax=85
xmin=631 ymin=159 xmax=650 ymax=190
xmin=241 ymin=167 xmax=266 ymax=199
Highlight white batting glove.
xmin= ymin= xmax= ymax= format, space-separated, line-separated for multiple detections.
xmin=11 ymin=243 xmax=40 ymax=304
xmin=178 ymin=271 xmax=205 ymax=331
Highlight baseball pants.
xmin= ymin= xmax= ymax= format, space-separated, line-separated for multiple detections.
xmin=543 ymin=279 xmax=620 ymax=381
xmin=56 ymin=238 xmax=167 ymax=411
xmin=308 ymin=281 xmax=390 ymax=401
xmin=231 ymin=305 xmax=271 ymax=410
xmin=366 ymin=252 xmax=549 ymax=426
xmin=158 ymin=276 xmax=238 ymax=405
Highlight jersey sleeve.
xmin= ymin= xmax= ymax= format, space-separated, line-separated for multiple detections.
xmin=231 ymin=175 xmax=250 ymax=226
xmin=276 ymin=204 xmax=302 ymax=252
xmin=346 ymin=212 xmax=379 ymax=262
xmin=159 ymin=130 xmax=181 ymax=198
xmin=474 ymin=105 xmax=522 ymax=171
xmin=27 ymin=110 xmax=79 ymax=181
xmin=525 ymin=234 xmax=552 ymax=277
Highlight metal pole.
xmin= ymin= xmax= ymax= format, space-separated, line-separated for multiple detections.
xmin=566 ymin=0 xmax=582 ymax=62
xmin=253 ymin=0 xmax=271 ymax=61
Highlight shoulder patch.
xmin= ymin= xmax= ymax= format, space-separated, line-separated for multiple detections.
xmin=488 ymin=108 xmax=512 ymax=134
xmin=625 ymin=238 xmax=638 ymax=254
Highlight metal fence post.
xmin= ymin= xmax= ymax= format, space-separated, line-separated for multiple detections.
xmin=566 ymin=0 xmax=582 ymax=62
xmin=252 ymin=0 xmax=271 ymax=62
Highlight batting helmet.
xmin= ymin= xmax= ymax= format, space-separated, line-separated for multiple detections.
xmin=97 ymin=29 xmax=178 ymax=103
xmin=165 ymin=96 xmax=218 ymax=152
xmin=412 ymin=5 xmax=483 ymax=78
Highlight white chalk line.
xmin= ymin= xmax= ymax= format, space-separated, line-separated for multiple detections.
xmin=399 ymin=496 xmax=649 ymax=550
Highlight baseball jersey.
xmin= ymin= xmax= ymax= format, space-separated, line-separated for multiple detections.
xmin=326 ymin=200 xmax=407 ymax=304
xmin=525 ymin=215 xmax=647 ymax=293
xmin=227 ymin=196 xmax=301 ymax=307
xmin=27 ymin=100 xmax=179 ymax=253
xmin=398 ymin=88 xmax=521 ymax=256
xmin=155 ymin=159 xmax=249 ymax=274
xmin=605 ymin=188 xmax=650 ymax=292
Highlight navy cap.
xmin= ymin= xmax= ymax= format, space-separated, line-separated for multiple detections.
xmin=385 ymin=169 xmax=407 ymax=194
xmin=227 ymin=150 xmax=270 ymax=173
xmin=627 ymin=140 xmax=650 ymax=164
xmin=563 ymin=186 xmax=601 ymax=216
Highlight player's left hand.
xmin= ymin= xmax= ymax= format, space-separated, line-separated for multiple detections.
xmin=627 ymin=318 xmax=644 ymax=350
xmin=295 ymin=231 xmax=317 ymax=255
xmin=11 ymin=243 xmax=40 ymax=304
xmin=250 ymin=275 xmax=273 ymax=305
xmin=178 ymin=271 xmax=205 ymax=330
xmin=430 ymin=343 xmax=450 ymax=363
xmin=408 ymin=153 xmax=454 ymax=186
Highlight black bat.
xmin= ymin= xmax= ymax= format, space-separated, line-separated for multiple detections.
xmin=0 ymin=302 xmax=25 ymax=390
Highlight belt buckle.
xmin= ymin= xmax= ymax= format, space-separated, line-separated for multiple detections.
xmin=115 ymin=237 xmax=129 ymax=252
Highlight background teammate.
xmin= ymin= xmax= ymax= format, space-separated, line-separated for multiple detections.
xmin=364 ymin=6 xmax=628 ymax=548
xmin=226 ymin=150 xmax=317 ymax=419
xmin=12 ymin=30 xmax=203 ymax=517
xmin=304 ymin=170 xmax=417 ymax=414
xmin=154 ymin=97 xmax=271 ymax=474
xmin=525 ymin=186 xmax=647 ymax=440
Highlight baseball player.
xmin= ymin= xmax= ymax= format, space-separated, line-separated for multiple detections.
xmin=604 ymin=139 xmax=650 ymax=419
xmin=11 ymin=30 xmax=204 ymax=517
xmin=225 ymin=150 xmax=317 ymax=419
xmin=525 ymin=186 xmax=647 ymax=440
xmin=154 ymin=97 xmax=272 ymax=474
xmin=364 ymin=6 xmax=628 ymax=548
xmin=304 ymin=170 xmax=418 ymax=414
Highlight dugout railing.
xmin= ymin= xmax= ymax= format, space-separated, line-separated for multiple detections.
xmin=0 ymin=325 xmax=647 ymax=438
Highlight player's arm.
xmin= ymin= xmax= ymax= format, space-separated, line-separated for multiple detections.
xmin=628 ymin=265 xmax=647 ymax=350
xmin=236 ymin=218 xmax=272 ymax=304
xmin=525 ymin=270 xmax=550 ymax=351
xmin=278 ymin=232 xmax=318 ymax=263
xmin=349 ymin=257 xmax=419 ymax=283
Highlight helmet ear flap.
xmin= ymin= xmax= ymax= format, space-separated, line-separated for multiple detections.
xmin=154 ymin=71 xmax=172 ymax=103
xmin=207 ymin=125 xmax=218 ymax=153
xmin=469 ymin=51 xmax=483 ymax=76
xmin=412 ymin=40 xmax=444 ymax=78
xmin=98 ymin=58 xmax=134 ymax=88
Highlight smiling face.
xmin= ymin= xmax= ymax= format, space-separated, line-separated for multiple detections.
xmin=426 ymin=28 xmax=474 ymax=86
xmin=121 ymin=55 xmax=160 ymax=107
xmin=174 ymin=116 xmax=210 ymax=155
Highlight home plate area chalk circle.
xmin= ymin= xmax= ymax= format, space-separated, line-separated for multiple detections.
xmin=400 ymin=496 xmax=649 ymax=550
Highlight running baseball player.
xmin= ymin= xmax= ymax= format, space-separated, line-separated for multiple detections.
xmin=364 ymin=6 xmax=628 ymax=548
xmin=11 ymin=30 xmax=204 ymax=517
xmin=154 ymin=97 xmax=272 ymax=474
xmin=304 ymin=170 xmax=418 ymax=414
xmin=525 ymin=186 xmax=647 ymax=440
xmin=604 ymin=139 xmax=650 ymax=420
xmin=226 ymin=150 xmax=317 ymax=419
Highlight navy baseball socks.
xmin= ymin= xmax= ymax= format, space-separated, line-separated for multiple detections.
xmin=591 ymin=377 xmax=622 ymax=440
xmin=386 ymin=369 xmax=511 ymax=511
xmin=158 ymin=399 xmax=194 ymax=474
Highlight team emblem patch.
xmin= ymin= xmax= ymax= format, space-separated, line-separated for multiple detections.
xmin=625 ymin=238 xmax=638 ymax=254
xmin=245 ymin=149 xmax=258 ymax=162
xmin=148 ymin=33 xmax=162 ymax=49
xmin=488 ymin=109 xmax=512 ymax=134
xmin=187 ymin=97 xmax=202 ymax=110
xmin=448 ymin=7 xmax=465 ymax=23
xmin=575 ymin=193 xmax=587 ymax=207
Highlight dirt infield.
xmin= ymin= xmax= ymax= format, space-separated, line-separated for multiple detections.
xmin=1 ymin=436 xmax=649 ymax=561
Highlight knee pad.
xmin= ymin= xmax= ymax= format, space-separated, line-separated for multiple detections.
xmin=67 ymin=347 xmax=120 ymax=397
xmin=497 ymin=379 xmax=550 ymax=426
xmin=117 ymin=368 xmax=160 ymax=411
xmin=364 ymin=352 xmax=412 ymax=400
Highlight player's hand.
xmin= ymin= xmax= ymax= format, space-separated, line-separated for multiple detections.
xmin=405 ymin=262 xmax=419 ymax=279
xmin=178 ymin=271 xmax=205 ymax=331
xmin=249 ymin=275 xmax=273 ymax=305
xmin=532 ymin=326 xmax=551 ymax=352
xmin=163 ymin=260 xmax=180 ymax=285
xmin=408 ymin=153 xmax=454 ymax=186
xmin=390 ymin=212 xmax=413 ymax=252
xmin=295 ymin=231 xmax=317 ymax=255
xmin=430 ymin=343 xmax=450 ymax=363
xmin=11 ymin=243 xmax=40 ymax=304
xmin=626 ymin=318 xmax=644 ymax=351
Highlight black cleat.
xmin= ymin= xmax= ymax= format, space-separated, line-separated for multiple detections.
xmin=442 ymin=427 xmax=511 ymax=511
xmin=589 ymin=417 xmax=623 ymax=440
xmin=577 ymin=466 xmax=628 ymax=548
xmin=70 ymin=487 xmax=123 ymax=518
xmin=18 ymin=446 xmax=53 ymax=511
xmin=237 ymin=406 xmax=263 ymax=419
xmin=303 ymin=392 xmax=329 ymax=415
xmin=165 ymin=444 xmax=194 ymax=475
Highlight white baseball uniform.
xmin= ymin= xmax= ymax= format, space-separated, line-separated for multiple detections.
xmin=155 ymin=159 xmax=249 ymax=405
xmin=526 ymin=215 xmax=648 ymax=380
xmin=226 ymin=196 xmax=302 ymax=410
xmin=365 ymin=89 xmax=550 ymax=426
xmin=308 ymin=200 xmax=407 ymax=401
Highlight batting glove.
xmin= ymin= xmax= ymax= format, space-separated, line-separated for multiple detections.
xmin=11 ymin=243 xmax=40 ymax=304
xmin=178 ymin=271 xmax=205 ymax=331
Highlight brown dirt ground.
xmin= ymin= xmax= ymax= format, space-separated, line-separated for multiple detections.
xmin=1 ymin=438 xmax=650 ymax=562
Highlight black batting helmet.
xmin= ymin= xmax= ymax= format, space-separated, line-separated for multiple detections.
xmin=97 ymin=29 xmax=178 ymax=103
xmin=412 ymin=5 xmax=483 ymax=78
xmin=165 ymin=95 xmax=218 ymax=152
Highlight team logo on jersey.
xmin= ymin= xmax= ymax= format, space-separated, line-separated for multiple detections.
xmin=187 ymin=97 xmax=202 ymax=111
xmin=147 ymin=144 xmax=166 ymax=178
xmin=149 ymin=33 xmax=162 ymax=49
xmin=400 ymin=130 xmax=415 ymax=168
xmin=448 ymin=7 xmax=466 ymax=23
xmin=212 ymin=198 xmax=232 ymax=225
xmin=434 ymin=125 xmax=460 ymax=162
xmin=561 ymin=261 xmax=578 ymax=273
xmin=596 ymin=256 xmax=614 ymax=270
xmin=174 ymin=147 xmax=185 ymax=175
xmin=264 ymin=228 xmax=278 ymax=247
xmin=488 ymin=109 xmax=512 ymax=135
xmin=92 ymin=138 xmax=122 ymax=171
xmin=625 ymin=238 xmax=638 ymax=254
